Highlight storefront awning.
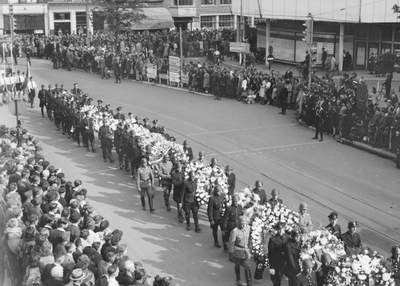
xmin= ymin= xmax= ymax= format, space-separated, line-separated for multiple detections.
xmin=131 ymin=8 xmax=174 ymax=30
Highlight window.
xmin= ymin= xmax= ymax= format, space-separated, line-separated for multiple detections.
xmin=54 ymin=13 xmax=70 ymax=20
xmin=200 ymin=16 xmax=216 ymax=28
xmin=201 ymin=0 xmax=215 ymax=5
xmin=220 ymin=0 xmax=231 ymax=4
xmin=219 ymin=15 xmax=233 ymax=27
xmin=172 ymin=0 xmax=194 ymax=5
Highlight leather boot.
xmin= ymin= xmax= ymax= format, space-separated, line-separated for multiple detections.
xmin=194 ymin=218 xmax=202 ymax=233
xmin=245 ymin=269 xmax=252 ymax=286
xmin=178 ymin=204 xmax=184 ymax=223
xmin=164 ymin=193 xmax=171 ymax=211
xmin=91 ymin=142 xmax=96 ymax=152
xmin=149 ymin=195 xmax=155 ymax=212
xmin=141 ymin=196 xmax=146 ymax=211
xmin=235 ymin=266 xmax=241 ymax=285
xmin=185 ymin=215 xmax=191 ymax=231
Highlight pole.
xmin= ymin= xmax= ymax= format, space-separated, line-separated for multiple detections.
xmin=15 ymin=100 xmax=20 ymax=146
xmin=239 ymin=0 xmax=243 ymax=65
xmin=308 ymin=13 xmax=314 ymax=88
xmin=86 ymin=0 xmax=90 ymax=46
xmin=180 ymin=25 xmax=183 ymax=88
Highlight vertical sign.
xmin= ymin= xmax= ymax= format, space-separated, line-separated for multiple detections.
xmin=169 ymin=56 xmax=180 ymax=83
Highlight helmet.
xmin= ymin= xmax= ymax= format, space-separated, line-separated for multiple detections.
xmin=321 ymin=253 xmax=332 ymax=264
xmin=271 ymin=189 xmax=278 ymax=196
xmin=302 ymin=259 xmax=313 ymax=270
xmin=299 ymin=202 xmax=308 ymax=210
xmin=392 ymin=246 xmax=400 ymax=255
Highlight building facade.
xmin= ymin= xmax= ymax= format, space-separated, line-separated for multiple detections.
xmin=232 ymin=0 xmax=400 ymax=70
xmin=164 ymin=0 xmax=235 ymax=30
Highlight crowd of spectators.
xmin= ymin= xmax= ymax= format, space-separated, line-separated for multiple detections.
xmin=5 ymin=29 xmax=400 ymax=154
xmin=0 ymin=126 xmax=174 ymax=286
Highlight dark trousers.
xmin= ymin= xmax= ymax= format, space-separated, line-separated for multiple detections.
xmin=210 ymin=219 xmax=224 ymax=244
xmin=315 ymin=122 xmax=324 ymax=140
xmin=83 ymin=132 xmax=94 ymax=149
xmin=54 ymin=113 xmax=61 ymax=128
xmin=53 ymin=61 xmax=58 ymax=69
xmin=74 ymin=127 xmax=84 ymax=145
xmin=40 ymin=103 xmax=46 ymax=116
xmin=183 ymin=202 xmax=199 ymax=226
xmin=45 ymin=104 xmax=52 ymax=119
xmin=162 ymin=181 xmax=173 ymax=207
xmin=28 ymin=90 xmax=35 ymax=107
xmin=270 ymin=265 xmax=284 ymax=286
xmin=280 ymin=100 xmax=287 ymax=114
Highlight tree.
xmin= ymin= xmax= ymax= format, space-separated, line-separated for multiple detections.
xmin=90 ymin=0 xmax=147 ymax=36
xmin=393 ymin=4 xmax=400 ymax=15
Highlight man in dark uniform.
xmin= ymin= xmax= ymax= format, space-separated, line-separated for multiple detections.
xmin=340 ymin=221 xmax=362 ymax=255
xmin=142 ymin=118 xmax=151 ymax=129
xmin=180 ymin=171 xmax=201 ymax=232
xmin=252 ymin=180 xmax=268 ymax=205
xmin=183 ymin=140 xmax=194 ymax=162
xmin=53 ymin=92 xmax=61 ymax=130
xmin=225 ymin=165 xmax=236 ymax=196
xmin=97 ymin=99 xmax=104 ymax=112
xmin=73 ymin=107 xmax=84 ymax=147
xmin=60 ymin=99 xmax=69 ymax=135
xmin=325 ymin=212 xmax=341 ymax=238
xmin=312 ymin=98 xmax=325 ymax=142
xmin=82 ymin=110 xmax=96 ymax=152
xmin=294 ymin=259 xmax=317 ymax=286
xmin=207 ymin=186 xmax=226 ymax=248
xmin=38 ymin=84 xmax=47 ymax=118
xmin=99 ymin=119 xmax=114 ymax=163
xmin=114 ymin=123 xmax=125 ymax=169
xmin=150 ymin=119 xmax=161 ymax=133
xmin=284 ymin=229 xmax=302 ymax=286
xmin=66 ymin=101 xmax=76 ymax=138
xmin=316 ymin=253 xmax=335 ymax=286
xmin=70 ymin=83 xmax=82 ymax=96
xmin=113 ymin=106 xmax=125 ymax=121
xmin=268 ymin=222 xmax=289 ymax=286
xmin=267 ymin=189 xmax=283 ymax=210
xmin=222 ymin=193 xmax=243 ymax=251
xmin=45 ymin=84 xmax=53 ymax=120
xmin=158 ymin=155 xmax=173 ymax=211
xmin=126 ymin=131 xmax=138 ymax=178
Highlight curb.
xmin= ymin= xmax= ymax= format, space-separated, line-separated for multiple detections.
xmin=297 ymin=119 xmax=397 ymax=161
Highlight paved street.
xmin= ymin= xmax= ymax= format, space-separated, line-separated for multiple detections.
xmin=2 ymin=58 xmax=399 ymax=286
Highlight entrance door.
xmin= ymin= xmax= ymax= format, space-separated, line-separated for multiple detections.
xmin=356 ymin=42 xmax=366 ymax=69
xmin=54 ymin=22 xmax=71 ymax=35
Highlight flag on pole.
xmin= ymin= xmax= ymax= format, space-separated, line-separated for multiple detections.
xmin=377 ymin=81 xmax=380 ymax=92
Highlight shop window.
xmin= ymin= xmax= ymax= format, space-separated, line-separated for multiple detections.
xmin=54 ymin=13 xmax=70 ymax=20
xmin=172 ymin=0 xmax=194 ymax=5
xmin=200 ymin=15 xmax=216 ymax=28
xmin=220 ymin=0 xmax=231 ymax=4
xmin=219 ymin=15 xmax=233 ymax=27
xmin=201 ymin=0 xmax=215 ymax=5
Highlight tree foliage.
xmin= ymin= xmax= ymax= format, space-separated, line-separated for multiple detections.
xmin=393 ymin=4 xmax=400 ymax=16
xmin=90 ymin=0 xmax=147 ymax=35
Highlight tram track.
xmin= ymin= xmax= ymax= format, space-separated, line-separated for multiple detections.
xmin=106 ymin=97 xmax=400 ymax=246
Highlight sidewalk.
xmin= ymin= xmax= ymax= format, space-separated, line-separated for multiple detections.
xmin=182 ymin=57 xmax=398 ymax=162
xmin=185 ymin=56 xmax=400 ymax=83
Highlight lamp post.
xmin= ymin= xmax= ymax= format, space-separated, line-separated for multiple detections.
xmin=86 ymin=0 xmax=90 ymax=46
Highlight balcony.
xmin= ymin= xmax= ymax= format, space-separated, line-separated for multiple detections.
xmin=168 ymin=5 xmax=196 ymax=17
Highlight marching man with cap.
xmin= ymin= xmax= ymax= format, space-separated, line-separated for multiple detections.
xmin=180 ymin=171 xmax=201 ymax=232
xmin=298 ymin=202 xmax=313 ymax=234
xmin=325 ymin=212 xmax=341 ymax=238
xmin=99 ymin=119 xmax=114 ymax=163
xmin=294 ymin=258 xmax=317 ymax=286
xmin=228 ymin=216 xmax=253 ymax=286
xmin=340 ymin=221 xmax=362 ymax=255
xmin=113 ymin=106 xmax=125 ymax=121
xmin=316 ymin=253 xmax=335 ymax=286
xmin=268 ymin=222 xmax=289 ymax=286
xmin=252 ymin=180 xmax=268 ymax=205
xmin=284 ymin=229 xmax=302 ymax=286
xmin=225 ymin=165 xmax=236 ymax=196
xmin=387 ymin=246 xmax=400 ymax=286
xmin=137 ymin=158 xmax=155 ymax=212
xmin=207 ymin=185 xmax=227 ymax=248
xmin=183 ymin=140 xmax=194 ymax=162
xmin=268 ymin=189 xmax=283 ymax=209
xmin=196 ymin=151 xmax=208 ymax=165
xmin=222 ymin=193 xmax=244 ymax=251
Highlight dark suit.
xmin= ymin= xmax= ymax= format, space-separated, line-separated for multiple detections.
xmin=340 ymin=231 xmax=362 ymax=255
xmin=226 ymin=173 xmax=236 ymax=195
xmin=268 ymin=234 xmax=289 ymax=286
xmin=180 ymin=179 xmax=199 ymax=228
xmin=284 ymin=239 xmax=302 ymax=286
xmin=294 ymin=272 xmax=317 ymax=286
xmin=325 ymin=223 xmax=341 ymax=238
xmin=253 ymin=188 xmax=268 ymax=205
xmin=207 ymin=194 xmax=226 ymax=245
xmin=222 ymin=203 xmax=243 ymax=248
xmin=183 ymin=146 xmax=194 ymax=162
xmin=268 ymin=198 xmax=283 ymax=210
xmin=38 ymin=89 xmax=47 ymax=116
